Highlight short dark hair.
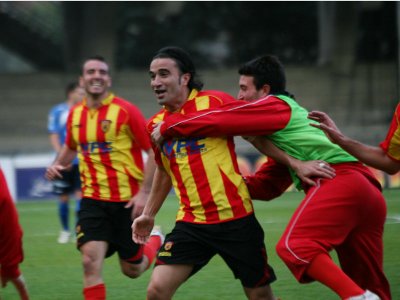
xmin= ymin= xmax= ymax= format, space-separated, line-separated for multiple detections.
xmin=153 ymin=46 xmax=204 ymax=91
xmin=81 ymin=55 xmax=108 ymax=74
xmin=238 ymin=55 xmax=286 ymax=94
xmin=65 ymin=82 xmax=80 ymax=97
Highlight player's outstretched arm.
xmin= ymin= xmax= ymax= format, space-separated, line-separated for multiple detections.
xmin=132 ymin=166 xmax=171 ymax=244
xmin=249 ymin=136 xmax=336 ymax=186
xmin=308 ymin=110 xmax=400 ymax=174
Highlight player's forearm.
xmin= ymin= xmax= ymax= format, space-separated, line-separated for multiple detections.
xmin=52 ymin=145 xmax=77 ymax=166
xmin=338 ymin=138 xmax=400 ymax=174
xmin=142 ymin=167 xmax=172 ymax=217
xmin=49 ymin=134 xmax=62 ymax=153
xmin=249 ymin=137 xmax=296 ymax=168
xmin=140 ymin=150 xmax=157 ymax=194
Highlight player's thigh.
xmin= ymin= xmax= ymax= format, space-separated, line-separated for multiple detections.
xmin=148 ymin=264 xmax=193 ymax=296
xmin=80 ymin=240 xmax=108 ymax=269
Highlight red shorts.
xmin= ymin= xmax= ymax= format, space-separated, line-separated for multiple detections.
xmin=276 ymin=162 xmax=391 ymax=300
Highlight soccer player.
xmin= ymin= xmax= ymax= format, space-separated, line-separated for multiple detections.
xmin=45 ymin=55 xmax=162 ymax=300
xmin=0 ymin=167 xmax=29 ymax=300
xmin=308 ymin=106 xmax=400 ymax=174
xmin=47 ymin=82 xmax=85 ymax=243
xmin=151 ymin=55 xmax=390 ymax=300
xmin=132 ymin=47 xmax=282 ymax=300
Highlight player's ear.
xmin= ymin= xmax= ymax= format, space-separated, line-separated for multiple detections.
xmin=261 ymin=84 xmax=271 ymax=97
xmin=181 ymin=73 xmax=190 ymax=87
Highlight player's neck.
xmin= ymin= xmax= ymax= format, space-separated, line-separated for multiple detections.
xmin=164 ymin=89 xmax=189 ymax=112
xmin=86 ymin=92 xmax=110 ymax=108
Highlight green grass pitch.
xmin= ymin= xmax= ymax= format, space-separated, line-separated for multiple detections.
xmin=1 ymin=189 xmax=399 ymax=299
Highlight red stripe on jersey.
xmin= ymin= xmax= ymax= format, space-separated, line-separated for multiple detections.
xmin=228 ymin=138 xmax=241 ymax=175
xmin=188 ymin=149 xmax=219 ymax=222
xmin=129 ymin=145 xmax=144 ymax=197
xmin=79 ymin=109 xmax=100 ymax=198
xmin=97 ymin=107 xmax=120 ymax=199
xmin=219 ymin=167 xmax=247 ymax=216
xmin=126 ymin=165 xmax=139 ymax=197
xmin=170 ymin=153 xmax=196 ymax=222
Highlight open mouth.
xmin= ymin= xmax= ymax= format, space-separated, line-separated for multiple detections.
xmin=155 ymin=89 xmax=166 ymax=98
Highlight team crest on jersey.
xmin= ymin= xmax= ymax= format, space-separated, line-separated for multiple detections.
xmin=100 ymin=120 xmax=112 ymax=133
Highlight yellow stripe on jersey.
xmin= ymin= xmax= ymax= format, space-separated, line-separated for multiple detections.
xmin=194 ymin=96 xmax=210 ymax=111
xmin=200 ymin=137 xmax=234 ymax=220
xmin=87 ymin=110 xmax=110 ymax=198
xmin=161 ymin=143 xmax=207 ymax=223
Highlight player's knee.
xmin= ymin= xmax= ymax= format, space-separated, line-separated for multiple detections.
xmin=123 ymin=269 xmax=142 ymax=279
xmin=81 ymin=253 xmax=97 ymax=274
xmin=147 ymin=283 xmax=165 ymax=300
xmin=121 ymin=263 xmax=143 ymax=279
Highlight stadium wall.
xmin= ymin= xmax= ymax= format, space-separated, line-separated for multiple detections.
xmin=1 ymin=153 xmax=399 ymax=202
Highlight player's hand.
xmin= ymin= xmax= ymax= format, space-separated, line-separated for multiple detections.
xmin=308 ymin=111 xmax=345 ymax=144
xmin=45 ymin=164 xmax=65 ymax=181
xmin=291 ymin=160 xmax=336 ymax=186
xmin=132 ymin=215 xmax=155 ymax=244
xmin=125 ymin=191 xmax=148 ymax=220
xmin=151 ymin=122 xmax=165 ymax=147
xmin=1 ymin=274 xmax=29 ymax=300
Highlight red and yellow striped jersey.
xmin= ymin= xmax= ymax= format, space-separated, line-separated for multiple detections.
xmin=380 ymin=103 xmax=400 ymax=162
xmin=149 ymin=89 xmax=254 ymax=224
xmin=65 ymin=93 xmax=151 ymax=202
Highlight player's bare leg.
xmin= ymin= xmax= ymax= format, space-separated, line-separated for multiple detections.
xmin=80 ymin=241 xmax=107 ymax=287
xmin=146 ymin=264 xmax=193 ymax=300
xmin=244 ymin=284 xmax=277 ymax=300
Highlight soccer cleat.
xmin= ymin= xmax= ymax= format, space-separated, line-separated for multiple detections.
xmin=346 ymin=290 xmax=381 ymax=300
xmin=150 ymin=225 xmax=165 ymax=244
xmin=57 ymin=230 xmax=71 ymax=244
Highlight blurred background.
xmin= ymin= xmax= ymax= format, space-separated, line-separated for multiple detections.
xmin=0 ymin=1 xmax=399 ymax=198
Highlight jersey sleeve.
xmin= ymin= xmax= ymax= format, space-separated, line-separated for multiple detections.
xmin=64 ymin=108 xmax=77 ymax=150
xmin=147 ymin=116 xmax=164 ymax=166
xmin=244 ymin=158 xmax=293 ymax=200
xmin=379 ymin=103 xmax=400 ymax=162
xmin=126 ymin=104 xmax=152 ymax=151
xmin=160 ymin=96 xmax=291 ymax=138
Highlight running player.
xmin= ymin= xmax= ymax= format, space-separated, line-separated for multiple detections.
xmin=132 ymin=47 xmax=281 ymax=300
xmin=45 ymin=56 xmax=162 ymax=300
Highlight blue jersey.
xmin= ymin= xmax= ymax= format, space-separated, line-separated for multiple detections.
xmin=48 ymin=102 xmax=78 ymax=165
